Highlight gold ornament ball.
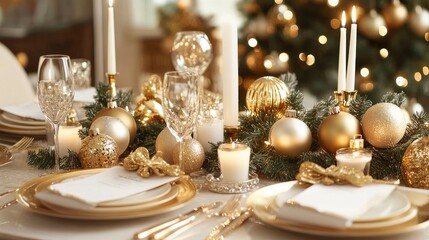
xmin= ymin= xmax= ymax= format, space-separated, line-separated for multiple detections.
xmin=361 ymin=103 xmax=407 ymax=148
xmin=79 ymin=129 xmax=119 ymax=169
xmin=409 ymin=5 xmax=429 ymax=36
xmin=402 ymin=136 xmax=429 ymax=189
xmin=269 ymin=118 xmax=312 ymax=157
xmin=172 ymin=138 xmax=205 ymax=174
xmin=318 ymin=111 xmax=361 ymax=153
xmin=90 ymin=116 xmax=130 ymax=155
xmin=245 ymin=48 xmax=267 ymax=74
xmin=246 ymin=76 xmax=289 ymax=118
xmin=155 ymin=128 xmax=178 ymax=164
xmin=93 ymin=105 xmax=137 ymax=144
xmin=382 ymin=0 xmax=408 ymax=30
xmin=358 ymin=10 xmax=386 ymax=40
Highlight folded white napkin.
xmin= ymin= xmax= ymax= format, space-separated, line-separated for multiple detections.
xmin=74 ymin=87 xmax=96 ymax=103
xmin=276 ymin=183 xmax=396 ymax=229
xmin=0 ymin=101 xmax=45 ymax=121
xmin=35 ymin=166 xmax=178 ymax=210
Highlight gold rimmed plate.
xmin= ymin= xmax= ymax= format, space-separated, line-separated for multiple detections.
xmin=16 ymin=169 xmax=197 ymax=220
xmin=246 ymin=181 xmax=429 ymax=237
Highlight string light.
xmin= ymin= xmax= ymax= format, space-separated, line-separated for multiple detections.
xmin=330 ymin=19 xmax=340 ymax=29
xmin=379 ymin=26 xmax=388 ymax=37
xmin=318 ymin=35 xmax=327 ymax=44
xmin=380 ymin=48 xmax=389 ymax=58
xmin=279 ymin=52 xmax=289 ymax=62
xmin=248 ymin=38 xmax=258 ymax=47
xmin=414 ymin=72 xmax=422 ymax=82
xmin=360 ymin=67 xmax=369 ymax=77
xmin=306 ymin=54 xmax=315 ymax=66
xmin=396 ymin=76 xmax=408 ymax=87
xmin=423 ymin=66 xmax=429 ymax=75
xmin=299 ymin=53 xmax=306 ymax=61
xmin=327 ymin=0 xmax=339 ymax=7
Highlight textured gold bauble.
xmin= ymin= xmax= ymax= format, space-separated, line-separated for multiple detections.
xmin=382 ymin=0 xmax=408 ymax=30
xmin=267 ymin=3 xmax=296 ymax=27
xmin=155 ymin=128 xmax=178 ymax=164
xmin=409 ymin=5 xmax=429 ymax=36
xmin=90 ymin=116 xmax=130 ymax=155
xmin=79 ymin=129 xmax=119 ymax=169
xmin=246 ymin=76 xmax=289 ymax=118
xmin=93 ymin=104 xmax=137 ymax=144
xmin=358 ymin=10 xmax=386 ymax=40
xmin=245 ymin=48 xmax=267 ymax=74
xmin=269 ymin=117 xmax=312 ymax=157
xmin=318 ymin=111 xmax=361 ymax=153
xmin=402 ymin=136 xmax=429 ymax=189
xmin=172 ymin=138 xmax=205 ymax=174
xmin=361 ymin=103 xmax=406 ymax=148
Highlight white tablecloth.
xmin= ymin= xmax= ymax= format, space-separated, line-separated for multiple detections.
xmin=1 ymin=152 xmax=429 ymax=240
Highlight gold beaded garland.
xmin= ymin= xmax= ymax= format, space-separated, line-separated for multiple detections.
xmin=172 ymin=138 xmax=205 ymax=174
xmin=246 ymin=76 xmax=289 ymax=118
xmin=318 ymin=107 xmax=361 ymax=153
xmin=361 ymin=103 xmax=406 ymax=148
xmin=79 ymin=129 xmax=119 ymax=169
xmin=402 ymin=136 xmax=429 ymax=189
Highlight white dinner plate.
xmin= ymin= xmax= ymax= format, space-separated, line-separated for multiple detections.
xmin=1 ymin=112 xmax=45 ymax=126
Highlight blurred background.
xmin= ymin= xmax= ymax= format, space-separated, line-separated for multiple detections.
xmin=0 ymin=0 xmax=428 ymax=112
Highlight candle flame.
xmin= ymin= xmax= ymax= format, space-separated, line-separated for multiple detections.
xmin=108 ymin=0 xmax=114 ymax=7
xmin=351 ymin=5 xmax=356 ymax=23
xmin=341 ymin=11 xmax=346 ymax=27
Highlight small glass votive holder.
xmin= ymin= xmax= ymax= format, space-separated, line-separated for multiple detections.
xmin=218 ymin=142 xmax=251 ymax=183
xmin=336 ymin=147 xmax=372 ymax=175
xmin=71 ymin=59 xmax=91 ymax=89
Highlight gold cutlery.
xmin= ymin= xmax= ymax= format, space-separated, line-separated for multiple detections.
xmin=206 ymin=208 xmax=253 ymax=240
xmin=153 ymin=195 xmax=243 ymax=240
xmin=133 ymin=201 xmax=223 ymax=240
xmin=0 ymin=137 xmax=34 ymax=166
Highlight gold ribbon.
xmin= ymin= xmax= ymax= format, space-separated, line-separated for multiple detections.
xmin=123 ymin=147 xmax=184 ymax=177
xmin=296 ymin=162 xmax=399 ymax=187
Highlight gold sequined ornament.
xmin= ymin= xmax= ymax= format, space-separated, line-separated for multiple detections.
xmin=172 ymin=138 xmax=205 ymax=174
xmin=90 ymin=116 xmax=130 ymax=155
xmin=155 ymin=128 xmax=178 ymax=164
xmin=402 ymin=136 xmax=429 ymax=189
xmin=382 ymin=0 xmax=408 ymax=30
xmin=79 ymin=128 xmax=119 ymax=169
xmin=358 ymin=10 xmax=386 ymax=40
xmin=409 ymin=5 xmax=429 ymax=36
xmin=361 ymin=103 xmax=406 ymax=148
xmin=93 ymin=101 xmax=137 ymax=144
xmin=246 ymin=76 xmax=289 ymax=118
xmin=318 ymin=106 xmax=361 ymax=153
xmin=269 ymin=110 xmax=312 ymax=157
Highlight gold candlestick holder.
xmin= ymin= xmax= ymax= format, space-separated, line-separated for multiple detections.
xmin=224 ymin=125 xmax=240 ymax=143
xmin=107 ymin=73 xmax=118 ymax=100
xmin=333 ymin=90 xmax=357 ymax=112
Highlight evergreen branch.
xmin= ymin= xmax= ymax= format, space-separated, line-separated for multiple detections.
xmin=380 ymin=91 xmax=406 ymax=107
xmin=349 ymin=94 xmax=372 ymax=121
xmin=286 ymin=89 xmax=306 ymax=114
xmin=279 ymin=72 xmax=298 ymax=90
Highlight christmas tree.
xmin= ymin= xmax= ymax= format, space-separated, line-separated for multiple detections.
xmin=237 ymin=0 xmax=429 ymax=107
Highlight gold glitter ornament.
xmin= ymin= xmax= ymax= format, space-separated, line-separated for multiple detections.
xmin=246 ymin=76 xmax=289 ymax=118
xmin=318 ymin=106 xmax=361 ymax=153
xmin=409 ymin=5 xmax=429 ymax=36
xmin=155 ymin=128 xmax=178 ymax=164
xmin=93 ymin=101 xmax=137 ymax=144
xmin=269 ymin=110 xmax=311 ymax=157
xmin=172 ymin=138 xmax=205 ymax=174
xmin=361 ymin=103 xmax=406 ymax=148
xmin=358 ymin=10 xmax=386 ymax=40
xmin=402 ymin=136 xmax=429 ymax=189
xmin=79 ymin=129 xmax=119 ymax=169
xmin=382 ymin=0 xmax=408 ymax=30
xmin=90 ymin=116 xmax=130 ymax=155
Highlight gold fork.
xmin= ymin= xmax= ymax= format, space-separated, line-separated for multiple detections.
xmin=0 ymin=137 xmax=34 ymax=166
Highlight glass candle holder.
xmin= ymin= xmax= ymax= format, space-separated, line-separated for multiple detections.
xmin=217 ymin=142 xmax=251 ymax=183
xmin=336 ymin=135 xmax=372 ymax=175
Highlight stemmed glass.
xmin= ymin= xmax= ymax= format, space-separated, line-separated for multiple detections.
xmin=38 ymin=55 xmax=75 ymax=171
xmin=162 ymin=71 xmax=200 ymax=171
xmin=171 ymin=31 xmax=213 ymax=75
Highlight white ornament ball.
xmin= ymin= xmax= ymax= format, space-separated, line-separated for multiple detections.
xmin=361 ymin=103 xmax=407 ymax=148
xmin=90 ymin=116 xmax=130 ymax=155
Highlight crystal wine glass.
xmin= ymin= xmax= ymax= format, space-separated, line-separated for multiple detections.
xmin=171 ymin=31 xmax=213 ymax=75
xmin=38 ymin=55 xmax=75 ymax=171
xmin=162 ymin=71 xmax=200 ymax=171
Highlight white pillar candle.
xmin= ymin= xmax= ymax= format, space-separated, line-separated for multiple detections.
xmin=221 ymin=22 xmax=239 ymax=127
xmin=346 ymin=6 xmax=357 ymax=92
xmin=337 ymin=11 xmax=347 ymax=92
xmin=336 ymin=150 xmax=372 ymax=175
xmin=196 ymin=118 xmax=224 ymax=152
xmin=58 ymin=125 xmax=82 ymax=158
xmin=107 ymin=0 xmax=117 ymax=74
xmin=218 ymin=142 xmax=250 ymax=182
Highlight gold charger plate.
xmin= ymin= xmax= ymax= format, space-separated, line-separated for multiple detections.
xmin=16 ymin=169 xmax=197 ymax=220
xmin=246 ymin=181 xmax=429 ymax=237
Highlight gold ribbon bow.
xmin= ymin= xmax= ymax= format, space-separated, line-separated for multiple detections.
xmin=123 ymin=147 xmax=184 ymax=177
xmin=296 ymin=161 xmax=399 ymax=187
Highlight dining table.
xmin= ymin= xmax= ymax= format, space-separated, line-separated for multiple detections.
xmin=1 ymin=151 xmax=429 ymax=240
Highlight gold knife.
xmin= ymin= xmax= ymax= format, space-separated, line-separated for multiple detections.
xmin=134 ymin=201 xmax=223 ymax=240
xmin=207 ymin=208 xmax=253 ymax=240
